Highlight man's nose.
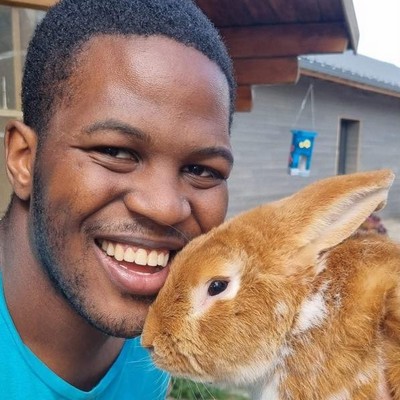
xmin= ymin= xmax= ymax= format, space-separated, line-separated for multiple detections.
xmin=123 ymin=172 xmax=191 ymax=227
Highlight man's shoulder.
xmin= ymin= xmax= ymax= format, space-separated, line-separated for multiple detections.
xmin=0 ymin=336 xmax=170 ymax=399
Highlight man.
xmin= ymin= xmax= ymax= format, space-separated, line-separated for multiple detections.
xmin=0 ymin=0 xmax=235 ymax=397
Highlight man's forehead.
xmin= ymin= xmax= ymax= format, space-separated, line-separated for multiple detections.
xmin=77 ymin=34 xmax=228 ymax=82
xmin=66 ymin=34 xmax=230 ymax=117
xmin=45 ymin=33 xmax=231 ymax=145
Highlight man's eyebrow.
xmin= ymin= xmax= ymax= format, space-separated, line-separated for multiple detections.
xmin=193 ymin=147 xmax=234 ymax=166
xmin=82 ymin=119 xmax=150 ymax=143
xmin=82 ymin=119 xmax=233 ymax=164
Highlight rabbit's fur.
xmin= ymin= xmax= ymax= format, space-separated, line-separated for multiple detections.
xmin=142 ymin=170 xmax=400 ymax=400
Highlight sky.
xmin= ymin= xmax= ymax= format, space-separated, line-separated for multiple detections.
xmin=353 ymin=0 xmax=400 ymax=67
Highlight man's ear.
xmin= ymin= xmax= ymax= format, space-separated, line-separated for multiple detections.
xmin=4 ymin=120 xmax=38 ymax=201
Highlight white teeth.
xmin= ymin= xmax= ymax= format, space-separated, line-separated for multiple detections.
xmin=148 ymin=250 xmax=158 ymax=266
xmin=100 ymin=240 xmax=170 ymax=267
xmin=106 ymin=242 xmax=115 ymax=256
xmin=163 ymin=252 xmax=169 ymax=267
xmin=124 ymin=247 xmax=136 ymax=263
xmin=135 ymin=249 xmax=148 ymax=266
xmin=157 ymin=253 xmax=164 ymax=266
xmin=114 ymin=244 xmax=124 ymax=261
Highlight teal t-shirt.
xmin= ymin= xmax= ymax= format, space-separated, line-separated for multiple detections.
xmin=0 ymin=273 xmax=169 ymax=399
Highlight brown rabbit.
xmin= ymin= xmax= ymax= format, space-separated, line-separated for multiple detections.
xmin=142 ymin=170 xmax=400 ymax=400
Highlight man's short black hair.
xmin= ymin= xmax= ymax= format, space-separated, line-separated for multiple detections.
xmin=22 ymin=0 xmax=236 ymax=139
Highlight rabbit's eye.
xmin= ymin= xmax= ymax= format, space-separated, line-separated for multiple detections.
xmin=208 ymin=280 xmax=229 ymax=296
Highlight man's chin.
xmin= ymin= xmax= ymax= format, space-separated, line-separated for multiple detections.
xmin=91 ymin=298 xmax=157 ymax=338
xmin=89 ymin=316 xmax=146 ymax=339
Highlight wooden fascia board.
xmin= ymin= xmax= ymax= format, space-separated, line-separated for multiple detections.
xmin=341 ymin=0 xmax=360 ymax=50
xmin=0 ymin=0 xmax=56 ymax=9
xmin=220 ymin=22 xmax=349 ymax=59
xmin=234 ymin=57 xmax=299 ymax=86
xmin=301 ymin=69 xmax=400 ymax=99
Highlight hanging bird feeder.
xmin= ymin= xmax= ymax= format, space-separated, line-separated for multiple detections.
xmin=288 ymin=84 xmax=317 ymax=177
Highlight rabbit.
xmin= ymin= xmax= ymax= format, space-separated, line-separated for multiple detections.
xmin=141 ymin=170 xmax=400 ymax=400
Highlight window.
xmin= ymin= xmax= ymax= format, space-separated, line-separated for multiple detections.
xmin=0 ymin=5 xmax=45 ymax=214
xmin=337 ymin=118 xmax=360 ymax=175
xmin=0 ymin=5 xmax=45 ymax=128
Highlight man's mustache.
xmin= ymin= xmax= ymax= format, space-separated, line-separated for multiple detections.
xmin=83 ymin=219 xmax=192 ymax=244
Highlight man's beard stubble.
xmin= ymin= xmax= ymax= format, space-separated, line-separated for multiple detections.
xmin=29 ymin=168 xmax=145 ymax=338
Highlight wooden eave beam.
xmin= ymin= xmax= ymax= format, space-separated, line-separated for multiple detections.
xmin=221 ymin=22 xmax=349 ymax=59
xmin=234 ymin=56 xmax=299 ymax=86
xmin=235 ymin=86 xmax=252 ymax=112
xmin=233 ymin=57 xmax=300 ymax=112
xmin=0 ymin=0 xmax=55 ymax=9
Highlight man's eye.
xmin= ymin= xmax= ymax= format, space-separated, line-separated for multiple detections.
xmin=183 ymin=165 xmax=224 ymax=179
xmin=98 ymin=147 xmax=135 ymax=160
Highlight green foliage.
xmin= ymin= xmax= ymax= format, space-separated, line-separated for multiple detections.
xmin=169 ymin=377 xmax=249 ymax=400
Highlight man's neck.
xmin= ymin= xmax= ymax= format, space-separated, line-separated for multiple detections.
xmin=3 ymin=248 xmax=126 ymax=390
xmin=1 ymin=203 xmax=126 ymax=390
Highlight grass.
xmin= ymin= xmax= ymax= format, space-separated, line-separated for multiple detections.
xmin=169 ymin=377 xmax=249 ymax=400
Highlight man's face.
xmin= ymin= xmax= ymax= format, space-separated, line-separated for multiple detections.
xmin=30 ymin=35 xmax=232 ymax=337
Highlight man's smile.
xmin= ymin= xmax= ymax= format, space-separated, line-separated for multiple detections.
xmin=99 ymin=239 xmax=170 ymax=267
xmin=94 ymin=237 xmax=180 ymax=297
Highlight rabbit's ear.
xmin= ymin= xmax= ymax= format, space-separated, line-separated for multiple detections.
xmin=280 ymin=170 xmax=395 ymax=259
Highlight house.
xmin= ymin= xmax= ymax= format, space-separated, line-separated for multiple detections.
xmin=227 ymin=52 xmax=400 ymax=219
xmin=0 ymin=0 xmax=358 ymax=214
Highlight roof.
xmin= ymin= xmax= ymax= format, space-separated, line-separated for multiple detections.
xmin=196 ymin=0 xmax=359 ymax=110
xmin=300 ymin=51 xmax=400 ymax=96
